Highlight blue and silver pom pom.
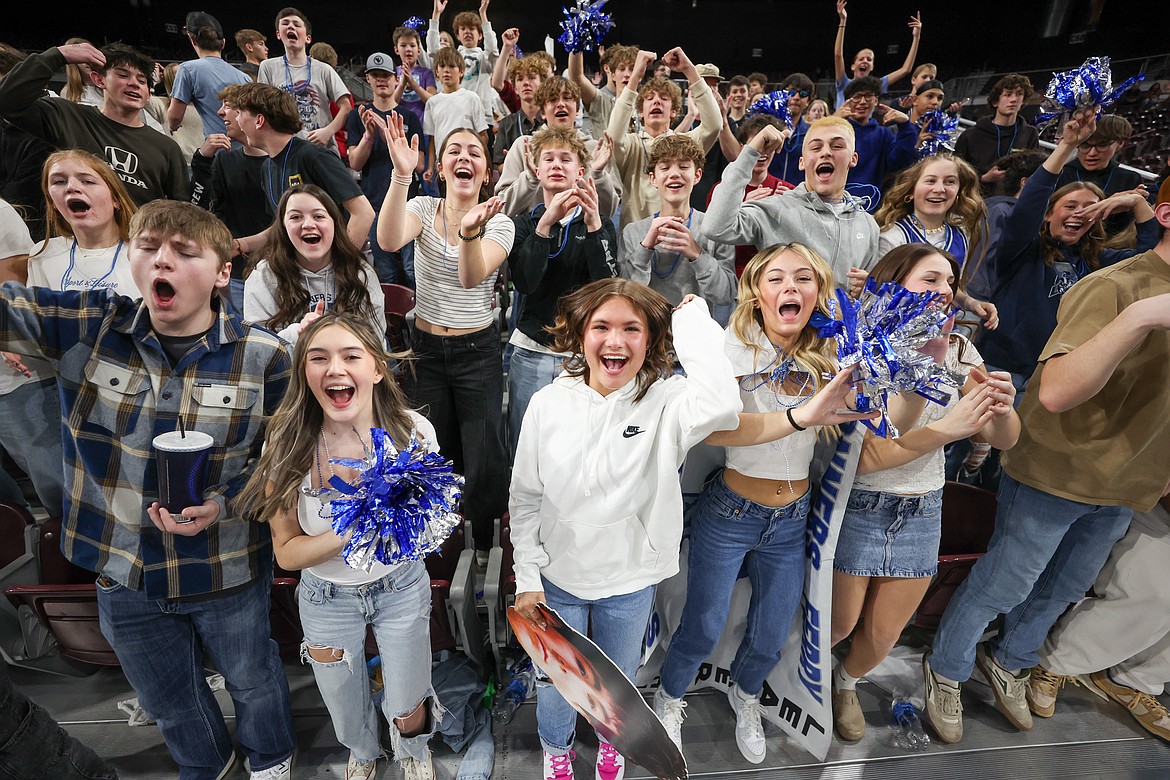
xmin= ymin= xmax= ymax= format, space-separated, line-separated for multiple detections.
xmin=323 ymin=428 xmax=463 ymax=571
xmin=746 ymin=90 xmax=795 ymax=130
xmin=810 ymin=279 xmax=964 ymax=437
xmin=558 ymin=0 xmax=615 ymax=54
xmin=1034 ymin=56 xmax=1143 ymax=130
xmin=402 ymin=16 xmax=426 ymax=32
xmin=916 ymin=109 xmax=960 ymax=159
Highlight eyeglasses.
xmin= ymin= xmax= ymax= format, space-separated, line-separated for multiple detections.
xmin=848 ymin=93 xmax=878 ymax=103
xmin=1079 ymin=141 xmax=1119 ymax=151
xmin=792 ymin=89 xmax=811 ymax=99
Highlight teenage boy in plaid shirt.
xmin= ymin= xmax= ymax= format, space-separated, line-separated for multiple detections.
xmin=0 ymin=201 xmax=296 ymax=780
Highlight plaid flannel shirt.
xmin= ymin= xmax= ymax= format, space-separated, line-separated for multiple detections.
xmin=0 ymin=282 xmax=291 ymax=599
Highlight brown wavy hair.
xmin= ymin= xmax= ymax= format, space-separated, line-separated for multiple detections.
xmin=636 ymin=76 xmax=682 ymax=116
xmin=547 ymin=279 xmax=675 ymax=402
xmin=874 ymin=153 xmax=987 ymax=287
xmin=237 ymin=313 xmax=417 ymax=522
xmin=37 ymin=149 xmax=137 ymax=246
xmin=1042 ymin=181 xmax=1107 ymax=270
xmin=258 ymin=184 xmax=379 ymax=331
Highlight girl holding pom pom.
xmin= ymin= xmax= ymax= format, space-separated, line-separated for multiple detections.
xmin=829 ymin=244 xmax=1020 ymax=742
xmin=239 ymin=312 xmax=441 ymax=780
xmin=510 ymin=278 xmax=741 ymax=780
xmin=654 ymin=244 xmax=880 ymax=765
xmin=977 ymin=109 xmax=1157 ymax=393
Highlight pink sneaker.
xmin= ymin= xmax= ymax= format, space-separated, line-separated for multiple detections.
xmin=543 ymin=749 xmax=575 ymax=780
xmin=594 ymin=741 xmax=625 ymax=780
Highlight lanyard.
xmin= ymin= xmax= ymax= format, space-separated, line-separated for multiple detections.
xmin=651 ymin=208 xmax=693 ymax=279
xmin=283 ymin=55 xmax=312 ymax=94
xmin=61 ymin=239 xmax=123 ymax=291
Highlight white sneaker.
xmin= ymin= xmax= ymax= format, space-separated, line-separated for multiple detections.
xmin=345 ymin=753 xmax=377 ymax=780
xmin=402 ymin=750 xmax=435 ymax=780
xmin=727 ymin=684 xmax=766 ymax=763
xmin=975 ymin=643 xmax=1033 ymax=731
xmin=542 ymin=750 xmax=576 ymax=780
xmin=249 ymin=757 xmax=292 ymax=780
xmin=652 ymin=688 xmax=686 ymax=752
xmin=594 ymin=741 xmax=625 ymax=780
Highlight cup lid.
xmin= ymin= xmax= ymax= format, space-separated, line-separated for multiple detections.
xmin=153 ymin=430 xmax=215 ymax=451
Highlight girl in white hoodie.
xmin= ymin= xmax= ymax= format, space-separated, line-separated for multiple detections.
xmin=510 ymin=278 xmax=741 ymax=780
xmin=244 ymin=184 xmax=385 ymax=345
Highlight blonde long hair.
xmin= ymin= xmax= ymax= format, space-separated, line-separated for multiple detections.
xmin=730 ymin=243 xmax=838 ymax=395
xmin=237 ymin=313 xmax=417 ymax=522
xmin=874 ymin=154 xmax=987 ymax=287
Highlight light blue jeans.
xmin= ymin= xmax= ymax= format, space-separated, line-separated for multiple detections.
xmin=929 ymin=474 xmax=1132 ymax=681
xmin=299 ymin=563 xmax=440 ymax=762
xmin=0 ymin=378 xmax=65 ymax=514
xmin=506 ymin=346 xmax=564 ymax=459
xmin=537 ymin=577 xmax=655 ymax=755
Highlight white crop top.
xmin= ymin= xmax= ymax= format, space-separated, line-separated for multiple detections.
xmin=853 ymin=334 xmax=981 ymax=495
xmin=297 ymin=412 xmax=440 ymax=585
xmin=721 ymin=325 xmax=818 ymax=481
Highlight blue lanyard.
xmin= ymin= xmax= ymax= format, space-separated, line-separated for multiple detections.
xmin=1075 ymin=165 xmax=1116 ymax=194
xmin=995 ymin=121 xmax=1019 ymax=157
xmin=532 ymin=204 xmax=582 ymax=259
xmin=650 ymin=208 xmax=693 ymax=279
xmin=283 ymin=55 xmax=312 ymax=94
xmin=61 ymin=239 xmax=122 ymax=291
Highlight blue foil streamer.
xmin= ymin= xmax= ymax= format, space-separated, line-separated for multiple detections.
xmin=403 ymin=16 xmax=426 ymax=32
xmin=812 ymin=279 xmax=964 ymax=437
xmin=916 ymin=109 xmax=960 ymax=159
xmin=321 ymin=428 xmax=463 ymax=571
xmin=1034 ymin=56 xmax=1144 ymax=130
xmin=746 ymin=90 xmax=795 ymax=130
xmin=557 ymin=0 xmax=615 ymax=54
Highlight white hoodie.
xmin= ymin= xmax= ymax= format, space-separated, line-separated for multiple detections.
xmin=509 ymin=298 xmax=742 ymax=599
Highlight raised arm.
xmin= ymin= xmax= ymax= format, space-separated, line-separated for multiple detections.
xmin=833 ymin=0 xmax=849 ymax=84
xmin=373 ymin=112 xmax=425 ymax=251
xmin=492 ymin=27 xmax=518 ymax=93
xmin=568 ymin=51 xmax=599 ymax=108
xmin=883 ymin=12 xmax=922 ymax=86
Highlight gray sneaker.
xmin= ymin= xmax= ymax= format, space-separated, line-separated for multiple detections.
xmin=652 ymin=688 xmax=686 ymax=752
xmin=922 ymin=654 xmax=964 ymax=744
xmin=975 ymin=643 xmax=1033 ymax=731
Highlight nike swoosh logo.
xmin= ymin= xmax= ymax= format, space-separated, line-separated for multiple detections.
xmin=622 ymin=426 xmax=644 ymax=438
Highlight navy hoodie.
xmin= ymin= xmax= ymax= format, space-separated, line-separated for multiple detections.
xmin=977 ymin=167 xmax=1157 ymax=376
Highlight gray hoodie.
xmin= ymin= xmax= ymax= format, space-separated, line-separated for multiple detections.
xmin=701 ymin=146 xmax=880 ymax=287
xmin=243 ymin=260 xmax=386 ymax=345
xmin=619 ymin=209 xmax=737 ymax=311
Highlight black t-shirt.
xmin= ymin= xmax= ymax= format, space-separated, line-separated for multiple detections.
xmin=191 ymin=148 xmax=270 ymax=280
xmin=261 ymin=137 xmax=364 ymax=219
xmin=345 ymin=103 xmax=423 ymax=205
xmin=157 ymin=326 xmax=212 ymax=367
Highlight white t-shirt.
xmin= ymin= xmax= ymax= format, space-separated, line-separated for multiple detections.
xmin=854 ymin=335 xmax=983 ymax=495
xmin=298 ymin=412 xmax=440 ymax=585
xmin=423 ymin=89 xmax=487 ymax=148
xmin=405 ymin=197 xmax=515 ymax=329
xmin=257 ymin=56 xmax=351 ymax=154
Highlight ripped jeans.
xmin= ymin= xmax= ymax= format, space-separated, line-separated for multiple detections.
xmin=299 ymin=564 xmax=441 ymax=763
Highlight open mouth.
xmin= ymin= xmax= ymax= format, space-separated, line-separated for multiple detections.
xmin=1062 ymin=218 xmax=1086 ymax=234
xmin=285 ymin=31 xmax=299 ymax=43
xmin=453 ymin=167 xmax=474 ymax=181
xmin=154 ymin=279 xmax=176 ymax=307
xmin=554 ymin=108 xmax=570 ymax=119
xmin=778 ymin=302 xmax=802 ymax=320
xmin=324 ymin=384 xmax=355 ymax=407
xmin=815 ymin=162 xmax=835 ymax=180
xmin=301 ymin=233 xmax=322 ymax=245
xmin=665 ymin=181 xmax=684 ymax=191
xmin=66 ymin=197 xmax=92 ymax=215
xmin=600 ymin=354 xmax=628 ymax=374
xmin=648 ymin=107 xmax=664 ymax=117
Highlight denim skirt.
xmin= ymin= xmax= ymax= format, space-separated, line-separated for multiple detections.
xmin=833 ymin=487 xmax=943 ymax=577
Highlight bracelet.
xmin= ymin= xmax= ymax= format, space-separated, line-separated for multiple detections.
xmin=457 ymin=225 xmax=486 ymax=241
xmin=391 ymin=173 xmax=414 ymax=186
xmin=232 ymin=238 xmax=247 ymax=258
xmin=786 ymin=407 xmax=807 ymax=432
